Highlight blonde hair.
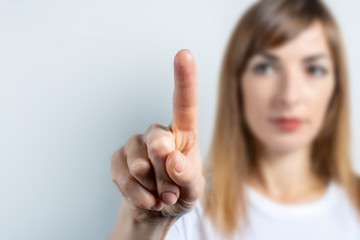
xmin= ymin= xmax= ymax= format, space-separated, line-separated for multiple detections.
xmin=203 ymin=0 xmax=360 ymax=235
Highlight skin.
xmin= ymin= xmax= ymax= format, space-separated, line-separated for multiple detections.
xmin=242 ymin=21 xmax=335 ymax=202
xmin=109 ymin=21 xmax=335 ymax=239
xmin=110 ymin=50 xmax=204 ymax=240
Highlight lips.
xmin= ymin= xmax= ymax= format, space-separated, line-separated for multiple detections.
xmin=272 ymin=117 xmax=303 ymax=131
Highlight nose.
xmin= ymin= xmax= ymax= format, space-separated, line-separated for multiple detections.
xmin=275 ymin=68 xmax=302 ymax=108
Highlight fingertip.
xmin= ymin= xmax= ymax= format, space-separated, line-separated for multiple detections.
xmin=174 ymin=49 xmax=194 ymax=64
xmin=161 ymin=192 xmax=178 ymax=205
xmin=167 ymin=150 xmax=186 ymax=174
xmin=174 ymin=151 xmax=186 ymax=173
xmin=174 ymin=50 xmax=196 ymax=86
xmin=166 ymin=151 xmax=191 ymax=187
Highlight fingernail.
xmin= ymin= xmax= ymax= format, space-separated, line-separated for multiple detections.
xmin=174 ymin=153 xmax=185 ymax=173
xmin=161 ymin=192 xmax=177 ymax=205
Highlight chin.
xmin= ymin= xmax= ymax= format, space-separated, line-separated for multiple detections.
xmin=261 ymin=134 xmax=312 ymax=154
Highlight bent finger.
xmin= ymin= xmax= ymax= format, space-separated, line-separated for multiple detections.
xmin=143 ymin=125 xmax=180 ymax=205
xmin=111 ymin=148 xmax=161 ymax=210
xmin=125 ymin=134 xmax=157 ymax=193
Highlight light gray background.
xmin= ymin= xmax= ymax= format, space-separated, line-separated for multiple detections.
xmin=0 ymin=0 xmax=359 ymax=239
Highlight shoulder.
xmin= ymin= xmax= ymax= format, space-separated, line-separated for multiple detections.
xmin=332 ymin=180 xmax=360 ymax=225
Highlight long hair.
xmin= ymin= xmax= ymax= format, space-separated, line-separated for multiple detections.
xmin=203 ymin=0 xmax=360 ymax=236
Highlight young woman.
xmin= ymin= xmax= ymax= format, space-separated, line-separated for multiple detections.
xmin=110 ymin=0 xmax=360 ymax=239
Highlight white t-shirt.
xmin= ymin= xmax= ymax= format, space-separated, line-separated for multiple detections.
xmin=165 ymin=181 xmax=360 ymax=240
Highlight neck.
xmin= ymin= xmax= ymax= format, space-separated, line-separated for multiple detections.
xmin=247 ymin=145 xmax=328 ymax=203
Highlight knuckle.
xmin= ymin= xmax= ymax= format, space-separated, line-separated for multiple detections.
xmin=148 ymin=135 xmax=174 ymax=157
xmin=144 ymin=123 xmax=168 ymax=141
xmin=145 ymin=123 xmax=160 ymax=138
xmin=129 ymin=159 xmax=151 ymax=178
xmin=125 ymin=134 xmax=142 ymax=150
xmin=149 ymin=122 xmax=161 ymax=129
xmin=148 ymin=122 xmax=165 ymax=132
xmin=121 ymin=177 xmax=135 ymax=195
xmin=111 ymin=147 xmax=123 ymax=163
xmin=110 ymin=148 xmax=126 ymax=178
xmin=112 ymin=173 xmax=129 ymax=196
xmin=135 ymin=195 xmax=154 ymax=209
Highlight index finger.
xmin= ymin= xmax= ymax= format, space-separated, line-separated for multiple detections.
xmin=171 ymin=49 xmax=198 ymax=131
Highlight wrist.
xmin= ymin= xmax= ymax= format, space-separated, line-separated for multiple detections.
xmin=131 ymin=215 xmax=180 ymax=240
xmin=112 ymin=201 xmax=180 ymax=240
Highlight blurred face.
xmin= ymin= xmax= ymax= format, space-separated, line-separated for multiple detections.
xmin=242 ymin=21 xmax=335 ymax=154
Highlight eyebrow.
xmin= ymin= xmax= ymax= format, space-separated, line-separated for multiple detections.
xmin=258 ymin=51 xmax=279 ymax=62
xmin=303 ymin=54 xmax=328 ymax=63
xmin=257 ymin=51 xmax=328 ymax=63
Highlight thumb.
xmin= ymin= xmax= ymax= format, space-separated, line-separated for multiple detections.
xmin=165 ymin=150 xmax=204 ymax=201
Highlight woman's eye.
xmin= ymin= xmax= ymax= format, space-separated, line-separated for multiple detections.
xmin=253 ymin=63 xmax=274 ymax=75
xmin=307 ymin=65 xmax=328 ymax=77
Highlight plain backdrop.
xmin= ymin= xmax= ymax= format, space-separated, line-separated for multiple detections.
xmin=0 ymin=0 xmax=359 ymax=239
